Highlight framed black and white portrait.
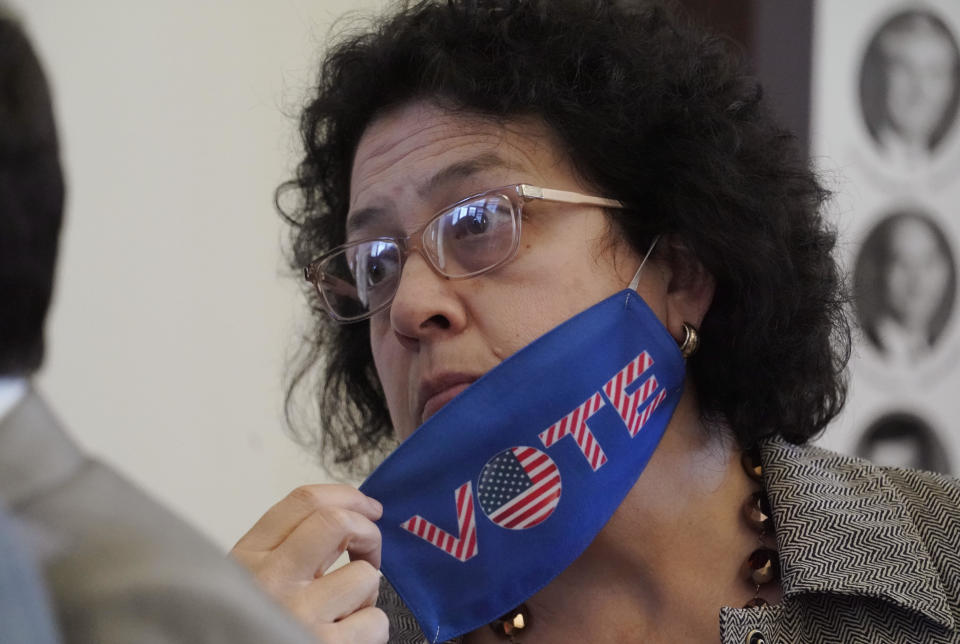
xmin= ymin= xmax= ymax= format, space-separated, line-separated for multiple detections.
xmin=853 ymin=209 xmax=956 ymax=364
xmin=859 ymin=8 xmax=960 ymax=164
xmin=856 ymin=411 xmax=952 ymax=473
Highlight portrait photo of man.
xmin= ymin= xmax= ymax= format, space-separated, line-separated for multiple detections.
xmin=859 ymin=9 xmax=960 ymax=166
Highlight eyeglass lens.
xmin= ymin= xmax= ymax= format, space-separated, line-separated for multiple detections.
xmin=317 ymin=192 xmax=519 ymax=319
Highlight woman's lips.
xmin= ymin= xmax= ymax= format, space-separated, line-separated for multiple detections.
xmin=420 ymin=382 xmax=474 ymax=423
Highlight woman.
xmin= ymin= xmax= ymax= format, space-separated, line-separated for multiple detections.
xmin=854 ymin=210 xmax=956 ymax=365
xmin=231 ymin=2 xmax=960 ymax=642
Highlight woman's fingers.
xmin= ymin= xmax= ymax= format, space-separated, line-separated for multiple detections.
xmin=297 ymin=560 xmax=381 ymax=623
xmin=265 ymin=505 xmax=383 ymax=580
xmin=234 ymin=484 xmax=382 ymax=552
xmin=314 ymin=606 xmax=390 ymax=644
xmin=230 ymin=484 xmax=387 ymax=643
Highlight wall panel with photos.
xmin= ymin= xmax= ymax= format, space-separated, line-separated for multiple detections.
xmin=812 ymin=0 xmax=960 ymax=474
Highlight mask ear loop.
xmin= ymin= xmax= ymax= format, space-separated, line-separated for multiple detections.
xmin=628 ymin=234 xmax=662 ymax=293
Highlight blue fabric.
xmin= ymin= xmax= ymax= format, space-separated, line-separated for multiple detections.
xmin=0 ymin=507 xmax=61 ymax=644
xmin=360 ymin=290 xmax=685 ymax=642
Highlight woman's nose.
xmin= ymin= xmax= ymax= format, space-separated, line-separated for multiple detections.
xmin=388 ymin=251 xmax=468 ymax=340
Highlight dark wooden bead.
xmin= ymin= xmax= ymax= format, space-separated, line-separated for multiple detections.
xmin=746 ymin=629 xmax=768 ymax=644
xmin=742 ymin=491 xmax=774 ymax=533
xmin=742 ymin=547 xmax=780 ymax=585
xmin=741 ymin=448 xmax=763 ymax=481
xmin=489 ymin=604 xmax=531 ymax=639
xmin=743 ymin=596 xmax=769 ymax=608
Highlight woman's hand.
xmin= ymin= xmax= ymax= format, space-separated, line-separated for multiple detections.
xmin=231 ymin=484 xmax=388 ymax=644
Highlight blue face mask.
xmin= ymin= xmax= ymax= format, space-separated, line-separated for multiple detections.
xmin=360 ymin=260 xmax=685 ymax=643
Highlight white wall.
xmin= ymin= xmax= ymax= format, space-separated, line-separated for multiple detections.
xmin=13 ymin=1 xmax=384 ymax=550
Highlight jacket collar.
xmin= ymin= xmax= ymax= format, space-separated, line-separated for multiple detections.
xmin=0 ymin=388 xmax=86 ymax=509
xmin=761 ymin=436 xmax=954 ymax=631
xmin=0 ymin=377 xmax=28 ymax=421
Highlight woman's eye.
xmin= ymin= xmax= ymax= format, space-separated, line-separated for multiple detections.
xmin=451 ymin=204 xmax=490 ymax=238
xmin=355 ymin=242 xmax=399 ymax=286
xmin=365 ymin=257 xmax=387 ymax=284
xmin=449 ymin=198 xmax=510 ymax=239
xmin=464 ymin=211 xmax=489 ymax=235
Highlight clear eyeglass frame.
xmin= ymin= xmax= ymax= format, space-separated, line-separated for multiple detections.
xmin=303 ymin=183 xmax=626 ymax=323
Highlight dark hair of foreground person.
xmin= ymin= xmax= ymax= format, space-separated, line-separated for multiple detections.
xmin=0 ymin=14 xmax=64 ymax=377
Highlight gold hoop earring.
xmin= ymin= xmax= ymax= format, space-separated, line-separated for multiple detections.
xmin=678 ymin=322 xmax=699 ymax=359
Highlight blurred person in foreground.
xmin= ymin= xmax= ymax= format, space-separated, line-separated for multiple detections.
xmin=231 ymin=1 xmax=960 ymax=643
xmin=0 ymin=12 xmax=319 ymax=644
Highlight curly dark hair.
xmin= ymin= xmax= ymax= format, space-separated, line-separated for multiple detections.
xmin=279 ymin=0 xmax=850 ymax=474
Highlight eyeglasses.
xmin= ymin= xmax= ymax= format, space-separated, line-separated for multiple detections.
xmin=304 ymin=184 xmax=625 ymax=323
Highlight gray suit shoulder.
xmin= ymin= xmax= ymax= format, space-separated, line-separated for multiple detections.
xmin=3 ymin=393 xmax=315 ymax=644
xmin=34 ymin=461 xmax=315 ymax=643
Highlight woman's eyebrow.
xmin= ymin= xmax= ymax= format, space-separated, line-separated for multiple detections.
xmin=346 ymin=153 xmax=517 ymax=237
xmin=416 ymin=153 xmax=516 ymax=197
xmin=345 ymin=206 xmax=385 ymax=238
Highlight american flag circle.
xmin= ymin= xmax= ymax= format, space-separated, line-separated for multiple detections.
xmin=476 ymin=446 xmax=562 ymax=530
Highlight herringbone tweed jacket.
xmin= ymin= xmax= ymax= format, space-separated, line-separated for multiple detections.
xmin=378 ymin=436 xmax=960 ymax=643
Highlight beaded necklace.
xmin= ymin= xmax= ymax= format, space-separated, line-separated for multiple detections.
xmin=487 ymin=446 xmax=781 ymax=642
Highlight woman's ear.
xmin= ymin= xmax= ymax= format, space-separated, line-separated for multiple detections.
xmin=660 ymin=236 xmax=715 ymax=340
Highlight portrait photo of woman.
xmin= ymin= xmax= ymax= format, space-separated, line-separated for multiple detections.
xmin=856 ymin=411 xmax=952 ymax=474
xmin=854 ymin=209 xmax=956 ymax=364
